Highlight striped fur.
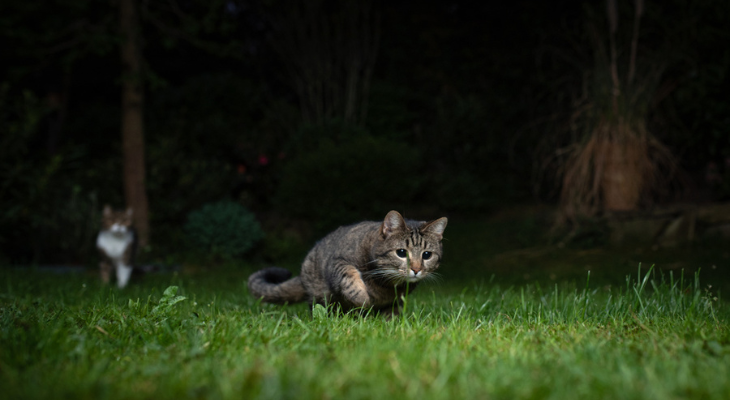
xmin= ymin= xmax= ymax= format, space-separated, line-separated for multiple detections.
xmin=248 ymin=211 xmax=447 ymax=316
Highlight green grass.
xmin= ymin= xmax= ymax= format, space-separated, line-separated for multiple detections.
xmin=0 ymin=265 xmax=729 ymax=400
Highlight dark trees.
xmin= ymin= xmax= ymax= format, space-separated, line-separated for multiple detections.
xmin=119 ymin=0 xmax=150 ymax=247
xmin=269 ymin=0 xmax=380 ymax=126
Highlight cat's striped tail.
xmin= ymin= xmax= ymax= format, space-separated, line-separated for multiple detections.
xmin=247 ymin=267 xmax=308 ymax=304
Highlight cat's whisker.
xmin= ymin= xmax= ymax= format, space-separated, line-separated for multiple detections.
xmin=383 ymin=271 xmax=408 ymax=285
xmin=422 ymin=272 xmax=444 ymax=284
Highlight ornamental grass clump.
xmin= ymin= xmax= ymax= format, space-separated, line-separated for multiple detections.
xmin=559 ymin=117 xmax=677 ymax=221
xmin=554 ymin=0 xmax=681 ymax=225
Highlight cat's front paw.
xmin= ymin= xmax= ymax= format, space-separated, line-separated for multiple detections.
xmin=349 ymin=290 xmax=371 ymax=308
xmin=340 ymin=268 xmax=371 ymax=307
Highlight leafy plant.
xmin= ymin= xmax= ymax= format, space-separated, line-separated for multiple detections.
xmin=184 ymin=201 xmax=264 ymax=260
xmin=151 ymin=286 xmax=187 ymax=315
xmin=275 ymin=134 xmax=422 ymax=232
xmin=146 ymin=74 xmax=284 ymax=224
xmin=0 ymin=84 xmax=101 ymax=264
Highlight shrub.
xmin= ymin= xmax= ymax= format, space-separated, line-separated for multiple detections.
xmin=145 ymin=74 xmax=289 ymax=224
xmin=274 ymin=134 xmax=422 ymax=232
xmin=184 ymin=201 xmax=264 ymax=260
xmin=0 ymin=85 xmax=102 ymax=264
xmin=431 ymin=171 xmax=494 ymax=212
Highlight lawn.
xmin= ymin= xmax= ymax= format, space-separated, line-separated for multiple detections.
xmin=1 ymin=261 xmax=728 ymax=400
xmin=1 ymin=213 xmax=729 ymax=399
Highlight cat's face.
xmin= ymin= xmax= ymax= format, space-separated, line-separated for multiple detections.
xmin=101 ymin=205 xmax=133 ymax=235
xmin=372 ymin=211 xmax=448 ymax=284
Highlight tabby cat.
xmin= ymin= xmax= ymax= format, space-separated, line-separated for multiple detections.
xmin=248 ymin=210 xmax=448 ymax=316
xmin=96 ymin=205 xmax=137 ymax=288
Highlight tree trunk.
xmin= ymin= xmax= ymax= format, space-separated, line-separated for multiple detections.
xmin=119 ymin=0 xmax=150 ymax=247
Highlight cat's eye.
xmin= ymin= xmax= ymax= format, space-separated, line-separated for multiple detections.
xmin=395 ymin=249 xmax=408 ymax=258
xmin=422 ymin=251 xmax=432 ymax=260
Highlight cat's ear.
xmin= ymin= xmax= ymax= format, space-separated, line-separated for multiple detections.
xmin=103 ymin=205 xmax=112 ymax=217
xmin=422 ymin=217 xmax=448 ymax=240
xmin=381 ymin=210 xmax=406 ymax=238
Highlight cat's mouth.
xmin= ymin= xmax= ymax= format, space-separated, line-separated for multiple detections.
xmin=405 ymin=269 xmax=425 ymax=282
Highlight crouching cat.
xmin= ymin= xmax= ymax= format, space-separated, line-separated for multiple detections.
xmin=248 ymin=210 xmax=447 ymax=317
xmin=96 ymin=205 xmax=137 ymax=288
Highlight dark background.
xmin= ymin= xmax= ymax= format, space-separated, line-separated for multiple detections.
xmin=1 ymin=0 xmax=729 ymax=267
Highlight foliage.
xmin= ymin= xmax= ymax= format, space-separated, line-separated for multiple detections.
xmin=425 ymin=94 xmax=504 ymax=212
xmin=266 ymin=0 xmax=379 ymax=126
xmin=537 ymin=1 xmax=681 ymax=226
xmin=0 ymin=266 xmax=728 ymax=399
xmin=367 ymin=83 xmax=527 ymax=212
xmin=0 ymin=0 xmax=117 ymax=74
xmin=149 ymin=286 xmax=187 ymax=315
xmin=145 ymin=75 xmax=246 ymax=225
xmin=3 ymin=0 xmax=730 ymax=265
xmin=430 ymin=171 xmax=492 ymax=212
xmin=184 ymin=201 xmax=264 ymax=260
xmin=146 ymin=73 xmax=295 ymax=224
xmin=275 ymin=133 xmax=422 ymax=232
xmin=365 ymin=81 xmax=417 ymax=139
xmin=0 ymin=85 xmax=100 ymax=264
xmin=662 ymin=0 xmax=730 ymax=199
xmin=259 ymin=229 xmax=311 ymax=265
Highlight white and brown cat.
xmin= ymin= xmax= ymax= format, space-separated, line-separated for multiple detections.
xmin=96 ymin=205 xmax=137 ymax=288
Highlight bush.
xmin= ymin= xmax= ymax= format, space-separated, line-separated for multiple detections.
xmin=431 ymin=171 xmax=493 ymax=212
xmin=0 ymin=85 xmax=101 ymax=264
xmin=274 ymin=134 xmax=422 ymax=232
xmin=184 ymin=201 xmax=264 ymax=260
xmin=146 ymin=74 xmax=270 ymax=224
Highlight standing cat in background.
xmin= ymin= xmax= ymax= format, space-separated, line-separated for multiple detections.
xmin=96 ymin=205 xmax=137 ymax=288
xmin=248 ymin=210 xmax=448 ymax=317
